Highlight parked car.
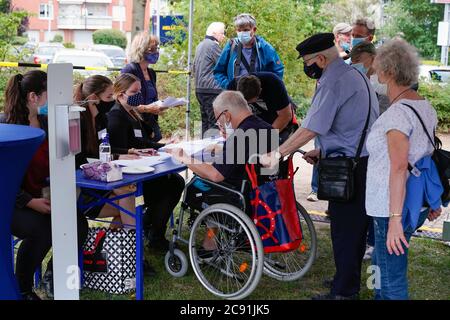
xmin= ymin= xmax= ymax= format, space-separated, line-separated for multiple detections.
xmin=31 ymin=42 xmax=65 ymax=64
xmin=52 ymin=49 xmax=114 ymax=77
xmin=419 ymin=64 xmax=450 ymax=85
xmin=88 ymin=44 xmax=126 ymax=68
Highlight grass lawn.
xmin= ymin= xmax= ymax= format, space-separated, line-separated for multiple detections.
xmin=80 ymin=222 xmax=450 ymax=300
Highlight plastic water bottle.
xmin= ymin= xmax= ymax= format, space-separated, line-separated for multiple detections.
xmin=99 ymin=133 xmax=111 ymax=162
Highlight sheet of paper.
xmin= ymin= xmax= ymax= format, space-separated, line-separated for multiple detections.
xmin=155 ymin=96 xmax=187 ymax=109
xmin=112 ymin=152 xmax=172 ymax=167
xmin=160 ymin=137 xmax=224 ymax=156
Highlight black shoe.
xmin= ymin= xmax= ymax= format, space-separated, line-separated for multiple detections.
xmin=143 ymin=260 xmax=156 ymax=277
xmin=21 ymin=290 xmax=41 ymax=300
xmin=311 ymin=293 xmax=359 ymax=300
xmin=323 ymin=278 xmax=334 ymax=289
xmin=40 ymin=270 xmax=54 ymax=300
xmin=196 ymin=247 xmax=217 ymax=260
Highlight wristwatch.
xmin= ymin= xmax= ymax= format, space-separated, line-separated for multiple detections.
xmin=389 ymin=212 xmax=402 ymax=218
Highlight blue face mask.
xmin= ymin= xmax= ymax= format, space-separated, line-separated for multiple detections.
xmin=38 ymin=102 xmax=48 ymax=115
xmin=237 ymin=31 xmax=252 ymax=45
xmin=144 ymin=52 xmax=159 ymax=64
xmin=352 ymin=63 xmax=368 ymax=75
xmin=340 ymin=41 xmax=351 ymax=52
xmin=126 ymin=92 xmax=144 ymax=107
xmin=352 ymin=37 xmax=367 ymax=48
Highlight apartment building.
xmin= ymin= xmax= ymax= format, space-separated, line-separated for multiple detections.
xmin=11 ymin=0 xmax=153 ymax=45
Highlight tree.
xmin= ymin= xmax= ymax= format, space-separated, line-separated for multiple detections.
xmin=132 ymin=0 xmax=147 ymax=40
xmin=0 ymin=10 xmax=28 ymax=60
xmin=380 ymin=0 xmax=443 ymax=60
xmin=0 ymin=0 xmax=10 ymax=14
xmin=169 ymin=0 xmax=333 ymax=110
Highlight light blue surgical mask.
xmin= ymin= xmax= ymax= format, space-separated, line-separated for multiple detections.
xmin=352 ymin=63 xmax=368 ymax=75
xmin=38 ymin=102 xmax=48 ymax=115
xmin=340 ymin=41 xmax=351 ymax=52
xmin=351 ymin=37 xmax=367 ymax=48
xmin=224 ymin=120 xmax=234 ymax=137
xmin=237 ymin=31 xmax=252 ymax=45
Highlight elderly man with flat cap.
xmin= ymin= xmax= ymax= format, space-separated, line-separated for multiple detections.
xmin=261 ymin=32 xmax=379 ymax=300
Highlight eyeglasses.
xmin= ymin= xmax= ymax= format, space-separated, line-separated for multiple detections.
xmin=303 ymin=55 xmax=319 ymax=64
xmin=215 ymin=109 xmax=228 ymax=126
xmin=147 ymin=46 xmax=160 ymax=53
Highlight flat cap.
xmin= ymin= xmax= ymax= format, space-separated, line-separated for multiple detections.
xmin=333 ymin=23 xmax=352 ymax=35
xmin=349 ymin=41 xmax=376 ymax=58
xmin=296 ymin=33 xmax=335 ymax=58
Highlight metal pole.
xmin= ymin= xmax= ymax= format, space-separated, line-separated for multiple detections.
xmin=441 ymin=3 xmax=450 ymax=66
xmin=156 ymin=0 xmax=160 ymax=40
xmin=185 ymin=0 xmax=194 ymax=142
xmin=48 ymin=0 xmax=52 ymax=41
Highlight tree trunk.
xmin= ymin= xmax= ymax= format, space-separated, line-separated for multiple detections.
xmin=131 ymin=0 xmax=147 ymax=40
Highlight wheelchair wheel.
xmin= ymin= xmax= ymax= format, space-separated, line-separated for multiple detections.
xmin=263 ymin=202 xmax=317 ymax=281
xmin=189 ymin=203 xmax=264 ymax=300
xmin=165 ymin=249 xmax=188 ymax=278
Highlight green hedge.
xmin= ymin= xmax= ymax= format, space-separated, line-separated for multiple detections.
xmin=92 ymin=29 xmax=127 ymax=49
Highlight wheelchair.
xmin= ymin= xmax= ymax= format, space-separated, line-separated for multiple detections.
xmin=164 ymin=153 xmax=318 ymax=300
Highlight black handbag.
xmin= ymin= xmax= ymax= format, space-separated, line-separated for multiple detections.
xmin=402 ymin=103 xmax=450 ymax=202
xmin=317 ymin=70 xmax=372 ymax=202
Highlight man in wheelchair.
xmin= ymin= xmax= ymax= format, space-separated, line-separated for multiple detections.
xmin=167 ymin=90 xmax=279 ymax=250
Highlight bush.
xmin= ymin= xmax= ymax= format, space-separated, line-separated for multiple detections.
xmin=11 ymin=36 xmax=27 ymax=45
xmin=418 ymin=81 xmax=450 ymax=132
xmin=92 ymin=29 xmax=127 ymax=49
xmin=51 ymin=34 xmax=63 ymax=43
xmin=63 ymin=42 xmax=75 ymax=49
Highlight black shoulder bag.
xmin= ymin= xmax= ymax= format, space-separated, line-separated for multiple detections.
xmin=317 ymin=71 xmax=372 ymax=202
xmin=402 ymin=103 xmax=450 ymax=202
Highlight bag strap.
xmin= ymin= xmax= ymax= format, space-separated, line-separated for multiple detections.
xmin=354 ymin=69 xmax=372 ymax=161
xmin=234 ymin=41 xmax=243 ymax=78
xmin=245 ymin=164 xmax=258 ymax=189
xmin=401 ymin=103 xmax=437 ymax=150
xmin=240 ymin=46 xmax=257 ymax=73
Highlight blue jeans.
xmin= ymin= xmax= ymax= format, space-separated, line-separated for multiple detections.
xmin=311 ymin=164 xmax=318 ymax=193
xmin=372 ymin=209 xmax=429 ymax=300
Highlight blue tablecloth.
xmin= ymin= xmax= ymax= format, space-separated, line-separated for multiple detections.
xmin=0 ymin=124 xmax=45 ymax=300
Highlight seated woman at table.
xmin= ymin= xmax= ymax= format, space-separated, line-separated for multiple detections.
xmin=121 ymin=32 xmax=166 ymax=144
xmin=4 ymin=70 xmax=88 ymax=300
xmin=74 ymin=75 xmax=138 ymax=228
xmin=107 ymin=73 xmax=185 ymax=252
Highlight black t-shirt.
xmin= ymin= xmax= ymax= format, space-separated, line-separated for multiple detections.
xmin=212 ymin=114 xmax=275 ymax=187
xmin=228 ymin=71 xmax=290 ymax=125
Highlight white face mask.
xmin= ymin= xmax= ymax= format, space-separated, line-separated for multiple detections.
xmin=370 ymin=74 xmax=388 ymax=96
xmin=224 ymin=121 xmax=234 ymax=137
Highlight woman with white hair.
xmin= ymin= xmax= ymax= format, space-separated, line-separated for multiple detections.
xmin=365 ymin=38 xmax=442 ymax=299
xmin=121 ymin=32 xmax=165 ymax=143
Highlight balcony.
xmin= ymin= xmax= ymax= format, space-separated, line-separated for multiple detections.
xmin=58 ymin=0 xmax=112 ymax=3
xmin=57 ymin=15 xmax=113 ymax=30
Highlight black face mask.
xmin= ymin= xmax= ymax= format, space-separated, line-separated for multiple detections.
xmin=96 ymin=100 xmax=115 ymax=114
xmin=303 ymin=63 xmax=323 ymax=79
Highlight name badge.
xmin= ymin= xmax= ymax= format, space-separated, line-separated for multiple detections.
xmin=97 ymin=128 xmax=107 ymax=140
xmin=134 ymin=129 xmax=143 ymax=138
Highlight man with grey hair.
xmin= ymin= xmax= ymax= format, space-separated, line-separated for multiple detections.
xmin=214 ymin=13 xmax=284 ymax=89
xmin=333 ymin=22 xmax=352 ymax=58
xmin=193 ymin=22 xmax=226 ymax=134
xmin=168 ymin=91 xmax=275 ymax=189
xmin=261 ymin=33 xmax=379 ymax=300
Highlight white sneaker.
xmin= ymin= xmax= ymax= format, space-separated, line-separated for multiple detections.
xmin=363 ymin=246 xmax=374 ymax=260
xmin=307 ymin=191 xmax=319 ymax=202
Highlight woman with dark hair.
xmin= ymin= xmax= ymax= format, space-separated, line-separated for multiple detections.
xmin=108 ymin=73 xmax=185 ymax=254
xmin=74 ymin=75 xmax=138 ymax=228
xmin=5 ymin=70 xmax=88 ymax=300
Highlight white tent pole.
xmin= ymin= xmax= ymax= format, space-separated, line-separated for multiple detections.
xmin=185 ymin=0 xmax=194 ymax=142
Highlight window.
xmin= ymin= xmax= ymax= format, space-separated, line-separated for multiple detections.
xmin=39 ymin=3 xmax=54 ymax=20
